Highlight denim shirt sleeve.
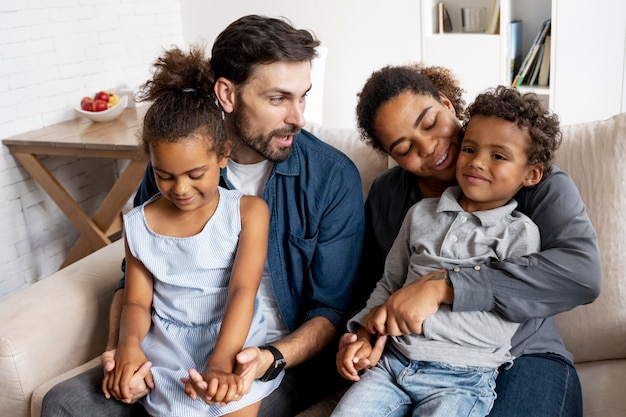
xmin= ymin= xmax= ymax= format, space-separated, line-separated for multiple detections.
xmin=450 ymin=167 xmax=602 ymax=322
xmin=305 ymin=158 xmax=365 ymax=330
xmin=267 ymin=134 xmax=365 ymax=332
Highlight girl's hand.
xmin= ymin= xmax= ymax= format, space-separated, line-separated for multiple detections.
xmin=102 ymin=349 xmax=153 ymax=403
xmin=183 ymin=367 xmax=243 ymax=405
xmin=108 ymin=346 xmax=149 ymax=403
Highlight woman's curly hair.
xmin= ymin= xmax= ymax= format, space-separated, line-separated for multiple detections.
xmin=137 ymin=43 xmax=228 ymax=158
xmin=356 ymin=63 xmax=465 ymax=152
xmin=463 ymin=86 xmax=561 ymax=175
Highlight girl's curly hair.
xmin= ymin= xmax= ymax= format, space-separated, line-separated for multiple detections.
xmin=463 ymin=86 xmax=561 ymax=175
xmin=356 ymin=63 xmax=465 ymax=152
xmin=137 ymin=43 xmax=228 ymax=158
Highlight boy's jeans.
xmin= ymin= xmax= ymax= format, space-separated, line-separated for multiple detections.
xmin=331 ymin=345 xmax=498 ymax=417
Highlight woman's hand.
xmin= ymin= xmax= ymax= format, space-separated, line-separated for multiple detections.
xmin=370 ymin=270 xmax=453 ymax=336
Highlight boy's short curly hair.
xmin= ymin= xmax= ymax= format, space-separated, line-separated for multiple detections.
xmin=463 ymin=86 xmax=561 ymax=175
xmin=356 ymin=63 xmax=465 ymax=153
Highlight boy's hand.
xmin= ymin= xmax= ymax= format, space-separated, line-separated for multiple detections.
xmin=335 ymin=332 xmax=387 ymax=381
xmin=371 ymin=270 xmax=452 ymax=336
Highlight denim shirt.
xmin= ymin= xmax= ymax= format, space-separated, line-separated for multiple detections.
xmin=127 ymin=129 xmax=365 ymax=332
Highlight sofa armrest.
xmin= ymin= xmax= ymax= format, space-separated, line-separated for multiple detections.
xmin=0 ymin=240 xmax=124 ymax=417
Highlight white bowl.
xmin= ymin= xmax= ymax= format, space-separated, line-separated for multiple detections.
xmin=75 ymin=95 xmax=128 ymax=122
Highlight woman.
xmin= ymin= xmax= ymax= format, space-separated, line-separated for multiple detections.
xmin=348 ymin=63 xmax=601 ymax=417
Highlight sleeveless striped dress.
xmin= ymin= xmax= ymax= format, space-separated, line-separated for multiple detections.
xmin=123 ymin=187 xmax=282 ymax=417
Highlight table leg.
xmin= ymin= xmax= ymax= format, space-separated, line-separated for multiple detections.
xmin=12 ymin=152 xmax=111 ymax=249
xmin=61 ymin=159 xmax=147 ymax=268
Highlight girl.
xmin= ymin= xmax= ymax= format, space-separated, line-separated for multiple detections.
xmin=107 ymin=45 xmax=281 ymax=417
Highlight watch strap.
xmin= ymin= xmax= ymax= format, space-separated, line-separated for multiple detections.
xmin=259 ymin=345 xmax=286 ymax=382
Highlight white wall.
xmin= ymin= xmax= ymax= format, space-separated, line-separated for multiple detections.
xmin=1 ymin=0 xmax=422 ymax=298
xmin=2 ymin=0 xmax=623 ymax=299
xmin=550 ymin=0 xmax=626 ymax=125
xmin=179 ymin=0 xmax=422 ymax=129
xmin=0 ymin=0 xmax=185 ymax=298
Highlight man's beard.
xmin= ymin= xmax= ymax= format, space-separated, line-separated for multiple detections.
xmin=228 ymin=105 xmax=300 ymax=163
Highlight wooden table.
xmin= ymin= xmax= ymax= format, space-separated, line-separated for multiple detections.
xmin=3 ymin=106 xmax=149 ymax=268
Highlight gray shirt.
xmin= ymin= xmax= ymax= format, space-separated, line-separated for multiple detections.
xmin=349 ymin=186 xmax=541 ymax=368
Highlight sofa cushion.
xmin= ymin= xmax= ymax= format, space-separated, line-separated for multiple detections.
xmin=0 ymin=239 xmax=124 ymax=417
xmin=554 ymin=112 xmax=626 ymax=363
xmin=306 ymin=123 xmax=389 ymax=198
xmin=577 ymin=359 xmax=626 ymax=417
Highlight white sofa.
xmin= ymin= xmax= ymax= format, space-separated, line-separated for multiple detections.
xmin=1 ymin=113 xmax=625 ymax=417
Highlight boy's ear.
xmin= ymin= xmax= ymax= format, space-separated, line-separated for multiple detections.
xmin=523 ymin=165 xmax=544 ymax=187
xmin=214 ymin=77 xmax=236 ymax=114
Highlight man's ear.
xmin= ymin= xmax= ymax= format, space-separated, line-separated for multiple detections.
xmin=523 ymin=165 xmax=544 ymax=187
xmin=214 ymin=77 xmax=235 ymax=114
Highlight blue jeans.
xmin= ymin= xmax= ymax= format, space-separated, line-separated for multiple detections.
xmin=331 ymin=346 xmax=498 ymax=417
xmin=489 ymin=353 xmax=582 ymax=417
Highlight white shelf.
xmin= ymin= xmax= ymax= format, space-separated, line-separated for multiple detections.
xmin=420 ymin=0 xmax=510 ymax=105
xmin=420 ymin=0 xmax=625 ymax=124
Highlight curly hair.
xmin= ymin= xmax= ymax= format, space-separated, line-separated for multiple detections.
xmin=463 ymin=86 xmax=561 ymax=175
xmin=210 ymin=15 xmax=320 ymax=85
xmin=136 ymin=44 xmax=228 ymax=159
xmin=356 ymin=63 xmax=465 ymax=152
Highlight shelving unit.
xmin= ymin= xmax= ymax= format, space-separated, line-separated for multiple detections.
xmin=509 ymin=0 xmax=551 ymax=107
xmin=420 ymin=0 xmax=512 ymax=106
xmin=420 ymin=0 xmax=626 ymax=125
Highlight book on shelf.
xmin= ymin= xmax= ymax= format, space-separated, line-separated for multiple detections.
xmin=528 ymin=40 xmax=545 ymax=86
xmin=538 ymin=35 xmax=551 ymax=86
xmin=511 ymin=19 xmax=551 ymax=87
xmin=486 ymin=0 xmax=501 ymax=34
xmin=509 ymin=20 xmax=523 ymax=84
xmin=438 ymin=2 xmax=452 ymax=34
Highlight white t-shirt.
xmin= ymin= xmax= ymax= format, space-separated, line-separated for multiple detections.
xmin=227 ymin=159 xmax=289 ymax=343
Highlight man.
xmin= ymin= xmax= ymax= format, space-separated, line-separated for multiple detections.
xmin=42 ymin=15 xmax=364 ymax=417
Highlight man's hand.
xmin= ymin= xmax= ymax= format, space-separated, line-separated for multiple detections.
xmin=370 ymin=270 xmax=453 ymax=336
xmin=231 ymin=346 xmax=273 ymax=394
xmin=101 ymin=349 xmax=153 ymax=403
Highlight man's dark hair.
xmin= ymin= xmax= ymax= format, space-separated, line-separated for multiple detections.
xmin=210 ymin=14 xmax=320 ymax=85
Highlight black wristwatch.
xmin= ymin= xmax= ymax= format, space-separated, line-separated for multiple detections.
xmin=259 ymin=345 xmax=286 ymax=382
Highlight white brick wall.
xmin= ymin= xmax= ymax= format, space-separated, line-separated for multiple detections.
xmin=0 ymin=0 xmax=185 ymax=299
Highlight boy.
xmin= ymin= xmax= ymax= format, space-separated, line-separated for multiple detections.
xmin=333 ymin=86 xmax=561 ymax=417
